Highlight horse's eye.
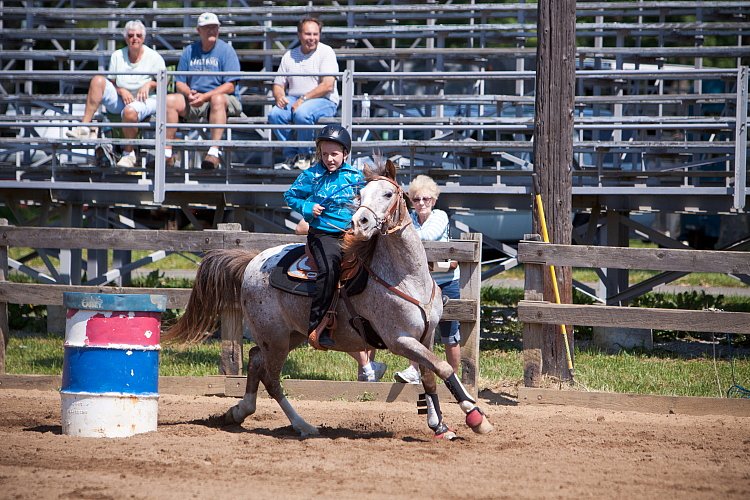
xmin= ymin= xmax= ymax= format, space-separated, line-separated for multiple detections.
xmin=385 ymin=191 xmax=393 ymax=199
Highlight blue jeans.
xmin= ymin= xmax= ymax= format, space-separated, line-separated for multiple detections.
xmin=268 ymin=97 xmax=338 ymax=158
xmin=438 ymin=279 xmax=460 ymax=345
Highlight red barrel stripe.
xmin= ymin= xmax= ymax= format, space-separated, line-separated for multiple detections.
xmin=83 ymin=311 xmax=161 ymax=346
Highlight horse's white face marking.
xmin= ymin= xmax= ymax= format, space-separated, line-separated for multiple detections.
xmin=351 ymin=179 xmax=399 ymax=240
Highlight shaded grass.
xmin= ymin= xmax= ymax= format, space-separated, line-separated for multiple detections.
xmin=574 ymin=348 xmax=750 ymax=398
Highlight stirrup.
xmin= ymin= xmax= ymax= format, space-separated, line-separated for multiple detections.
xmin=308 ymin=325 xmax=334 ymax=351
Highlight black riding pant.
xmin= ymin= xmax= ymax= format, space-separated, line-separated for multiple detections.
xmin=307 ymin=228 xmax=344 ymax=333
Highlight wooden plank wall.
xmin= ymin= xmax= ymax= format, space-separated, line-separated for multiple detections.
xmin=518 ymin=238 xmax=750 ymax=385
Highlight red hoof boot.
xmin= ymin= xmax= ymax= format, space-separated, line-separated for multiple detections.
xmin=466 ymin=407 xmax=484 ymax=428
xmin=432 ymin=422 xmax=457 ymax=440
xmin=464 ymin=406 xmax=494 ymax=434
xmin=434 ymin=429 xmax=457 ymax=440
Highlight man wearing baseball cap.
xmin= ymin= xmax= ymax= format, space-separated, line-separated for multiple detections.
xmin=164 ymin=12 xmax=241 ymax=169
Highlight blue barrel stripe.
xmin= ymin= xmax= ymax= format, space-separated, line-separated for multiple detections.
xmin=61 ymin=347 xmax=159 ymax=395
xmin=63 ymin=292 xmax=167 ymax=313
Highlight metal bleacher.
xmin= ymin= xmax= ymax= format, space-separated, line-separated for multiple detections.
xmin=1 ymin=1 xmax=749 ymax=289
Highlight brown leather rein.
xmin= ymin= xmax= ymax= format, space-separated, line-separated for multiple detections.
xmin=354 ymin=175 xmax=438 ymax=343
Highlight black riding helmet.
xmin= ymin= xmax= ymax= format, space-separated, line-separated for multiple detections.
xmin=315 ymin=124 xmax=351 ymax=154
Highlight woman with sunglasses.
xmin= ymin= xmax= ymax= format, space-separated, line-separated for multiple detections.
xmin=394 ymin=175 xmax=461 ymax=385
xmin=67 ymin=20 xmax=166 ymax=169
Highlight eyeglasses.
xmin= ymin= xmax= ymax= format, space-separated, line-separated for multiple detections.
xmin=127 ymin=33 xmax=144 ymax=39
xmin=410 ymin=196 xmax=434 ymax=204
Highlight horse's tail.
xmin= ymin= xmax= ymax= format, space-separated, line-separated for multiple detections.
xmin=163 ymin=249 xmax=258 ymax=344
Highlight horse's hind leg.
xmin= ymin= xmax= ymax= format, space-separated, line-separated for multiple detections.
xmin=223 ymin=345 xmax=263 ymax=425
xmin=260 ymin=333 xmax=320 ymax=437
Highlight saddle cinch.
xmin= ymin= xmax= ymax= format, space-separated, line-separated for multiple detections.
xmin=269 ymin=244 xmax=386 ymax=350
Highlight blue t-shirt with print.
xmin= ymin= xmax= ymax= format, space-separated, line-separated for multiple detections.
xmin=175 ymin=39 xmax=240 ymax=95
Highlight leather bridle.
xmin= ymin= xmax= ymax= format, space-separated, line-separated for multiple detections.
xmin=356 ymin=175 xmax=411 ymax=235
xmin=353 ymin=175 xmax=437 ymax=343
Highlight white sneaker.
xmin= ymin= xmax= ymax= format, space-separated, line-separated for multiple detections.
xmin=394 ymin=365 xmax=421 ymax=384
xmin=66 ymin=126 xmax=93 ymax=139
xmin=274 ymin=156 xmax=296 ymax=170
xmin=358 ymin=361 xmax=387 ymax=382
xmin=116 ymin=154 xmax=137 ymax=168
xmin=294 ymin=155 xmax=311 ymax=170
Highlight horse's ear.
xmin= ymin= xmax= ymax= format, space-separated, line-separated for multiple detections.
xmin=363 ymin=162 xmax=375 ymax=179
xmin=385 ymin=159 xmax=397 ymax=180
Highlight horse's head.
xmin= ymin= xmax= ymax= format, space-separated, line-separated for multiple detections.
xmin=349 ymin=158 xmax=409 ymax=241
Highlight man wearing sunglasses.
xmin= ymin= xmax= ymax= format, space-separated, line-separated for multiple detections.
xmin=67 ymin=20 xmax=166 ymax=169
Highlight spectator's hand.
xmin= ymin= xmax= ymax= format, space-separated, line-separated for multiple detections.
xmin=187 ymin=89 xmax=207 ymax=107
xmin=136 ymin=84 xmax=150 ymax=102
xmin=275 ymin=95 xmax=289 ymax=109
xmin=295 ymin=220 xmax=309 ymax=235
xmin=291 ymin=99 xmax=303 ymax=112
xmin=312 ymin=204 xmax=325 ymax=217
xmin=119 ymin=89 xmax=135 ymax=105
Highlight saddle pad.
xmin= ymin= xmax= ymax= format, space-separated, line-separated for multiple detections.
xmin=269 ymin=245 xmax=369 ymax=297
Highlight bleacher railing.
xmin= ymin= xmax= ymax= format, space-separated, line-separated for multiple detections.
xmin=0 ymin=66 xmax=747 ymax=208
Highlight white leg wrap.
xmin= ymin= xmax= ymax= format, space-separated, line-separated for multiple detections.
xmin=459 ymin=401 xmax=475 ymax=414
xmin=279 ymin=397 xmax=319 ymax=436
xmin=425 ymin=394 xmax=440 ymax=429
xmin=445 ymin=373 xmax=476 ymax=404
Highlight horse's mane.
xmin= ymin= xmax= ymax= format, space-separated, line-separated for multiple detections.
xmin=341 ymin=155 xmax=397 ymax=266
xmin=341 ymin=231 xmax=377 ymax=268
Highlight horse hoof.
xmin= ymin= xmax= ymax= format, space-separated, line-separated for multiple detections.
xmin=223 ymin=408 xmax=241 ymax=426
xmin=296 ymin=424 xmax=320 ymax=438
xmin=465 ymin=407 xmax=484 ymax=427
xmin=466 ymin=407 xmax=494 ymax=434
xmin=435 ymin=429 xmax=457 ymax=440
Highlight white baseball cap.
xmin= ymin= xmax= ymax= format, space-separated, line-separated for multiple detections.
xmin=197 ymin=12 xmax=220 ymax=27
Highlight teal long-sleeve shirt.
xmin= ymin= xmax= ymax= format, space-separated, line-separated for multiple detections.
xmin=284 ymin=161 xmax=364 ymax=233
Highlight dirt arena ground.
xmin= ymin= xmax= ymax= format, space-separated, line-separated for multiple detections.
xmin=1 ymin=388 xmax=748 ymax=499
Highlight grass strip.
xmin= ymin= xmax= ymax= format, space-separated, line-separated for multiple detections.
xmin=7 ymin=333 xmax=748 ymax=398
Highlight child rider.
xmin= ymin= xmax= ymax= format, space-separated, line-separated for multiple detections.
xmin=284 ymin=124 xmax=363 ymax=349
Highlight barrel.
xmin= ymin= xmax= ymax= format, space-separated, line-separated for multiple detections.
xmin=60 ymin=292 xmax=167 ymax=438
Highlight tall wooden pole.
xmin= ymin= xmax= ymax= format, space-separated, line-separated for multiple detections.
xmin=529 ymin=0 xmax=576 ymax=381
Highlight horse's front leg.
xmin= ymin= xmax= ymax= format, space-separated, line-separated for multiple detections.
xmin=418 ymin=367 xmax=458 ymax=440
xmin=392 ymin=336 xmax=493 ymax=436
xmin=390 ymin=336 xmax=456 ymax=438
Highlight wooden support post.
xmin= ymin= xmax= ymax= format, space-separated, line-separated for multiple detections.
xmin=459 ymin=233 xmax=482 ymax=396
xmin=0 ymin=219 xmax=8 ymax=373
xmin=522 ymin=236 xmax=545 ymax=387
xmin=532 ymin=0 xmax=576 ymax=381
xmin=216 ymin=223 xmax=243 ymax=376
xmin=219 ymin=307 xmax=243 ymax=376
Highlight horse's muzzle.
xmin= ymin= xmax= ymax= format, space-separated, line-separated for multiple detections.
xmin=351 ymin=208 xmax=377 ymax=239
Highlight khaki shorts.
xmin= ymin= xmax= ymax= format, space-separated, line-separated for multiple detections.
xmin=184 ymin=94 xmax=242 ymax=122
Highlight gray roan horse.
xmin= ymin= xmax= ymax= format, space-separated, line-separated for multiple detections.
xmin=164 ymin=159 xmax=493 ymax=439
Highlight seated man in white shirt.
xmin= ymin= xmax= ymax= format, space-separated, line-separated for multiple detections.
xmin=268 ymin=17 xmax=340 ymax=170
